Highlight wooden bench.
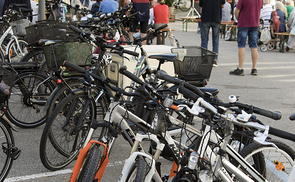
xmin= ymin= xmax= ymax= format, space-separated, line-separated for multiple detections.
xmin=181 ymin=17 xmax=199 ymax=32
xmin=125 ymin=27 xmax=176 ymax=45
xmin=274 ymin=32 xmax=294 ymax=53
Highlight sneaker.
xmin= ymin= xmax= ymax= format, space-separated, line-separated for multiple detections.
xmin=251 ymin=69 xmax=257 ymax=76
xmin=229 ymin=68 xmax=244 ymax=76
xmin=213 ymin=60 xmax=218 ymax=67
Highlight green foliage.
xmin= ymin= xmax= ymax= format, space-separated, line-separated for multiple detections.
xmin=165 ymin=0 xmax=174 ymax=7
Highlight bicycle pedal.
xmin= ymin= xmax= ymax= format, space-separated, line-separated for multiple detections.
xmin=2 ymin=142 xmax=21 ymax=160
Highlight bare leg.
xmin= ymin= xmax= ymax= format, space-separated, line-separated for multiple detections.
xmin=250 ymin=48 xmax=258 ymax=69
xmin=141 ymin=33 xmax=147 ymax=45
xmin=129 ymin=32 xmax=134 ymax=41
xmin=238 ymin=47 xmax=245 ymax=69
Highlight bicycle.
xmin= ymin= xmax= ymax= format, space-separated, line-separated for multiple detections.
xmin=0 ymin=60 xmax=21 ymax=181
xmin=173 ymin=0 xmax=193 ymax=12
xmin=0 ymin=4 xmax=30 ymax=62
xmin=63 ymin=61 xmax=295 ymax=181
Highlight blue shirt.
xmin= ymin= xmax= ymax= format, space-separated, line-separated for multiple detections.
xmin=91 ymin=2 xmax=101 ymax=16
xmin=99 ymin=0 xmax=118 ymax=14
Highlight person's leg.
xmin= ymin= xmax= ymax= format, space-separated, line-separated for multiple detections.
xmin=248 ymin=27 xmax=259 ymax=74
xmin=154 ymin=23 xmax=165 ymax=45
xmin=287 ymin=35 xmax=295 ymax=50
xmin=229 ymin=27 xmax=247 ymax=75
xmin=200 ymin=22 xmax=210 ymax=49
xmin=211 ymin=22 xmax=221 ymax=60
xmin=129 ymin=20 xmax=138 ymax=41
xmin=140 ymin=20 xmax=149 ymax=45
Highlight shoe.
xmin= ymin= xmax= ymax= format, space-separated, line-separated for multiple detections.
xmin=213 ymin=60 xmax=218 ymax=67
xmin=286 ymin=46 xmax=290 ymax=51
xmin=229 ymin=68 xmax=244 ymax=76
xmin=251 ymin=69 xmax=257 ymax=76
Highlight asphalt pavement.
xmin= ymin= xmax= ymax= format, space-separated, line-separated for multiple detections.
xmin=4 ymin=9 xmax=295 ymax=181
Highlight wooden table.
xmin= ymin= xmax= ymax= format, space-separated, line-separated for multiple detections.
xmin=274 ymin=32 xmax=294 ymax=53
xmin=220 ymin=21 xmax=234 ymax=39
xmin=181 ymin=17 xmax=199 ymax=32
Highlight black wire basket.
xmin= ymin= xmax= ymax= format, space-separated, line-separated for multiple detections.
xmin=0 ymin=66 xmax=15 ymax=103
xmin=171 ymin=46 xmax=216 ymax=87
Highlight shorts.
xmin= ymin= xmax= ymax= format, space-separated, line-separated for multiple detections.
xmin=237 ymin=27 xmax=259 ymax=48
xmin=130 ymin=20 xmax=148 ymax=33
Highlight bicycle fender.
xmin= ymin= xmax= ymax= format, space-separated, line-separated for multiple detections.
xmin=5 ymin=36 xmax=18 ymax=56
xmin=2 ymin=115 xmax=17 ymax=131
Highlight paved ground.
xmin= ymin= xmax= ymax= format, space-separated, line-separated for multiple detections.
xmin=4 ymin=9 xmax=295 ymax=181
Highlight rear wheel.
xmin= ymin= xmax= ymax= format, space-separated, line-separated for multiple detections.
xmin=7 ymin=39 xmax=28 ymax=62
xmin=179 ymin=0 xmax=192 ymax=12
xmin=6 ymin=72 xmax=55 ymax=128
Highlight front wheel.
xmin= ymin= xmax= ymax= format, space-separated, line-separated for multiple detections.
xmin=126 ymin=157 xmax=149 ymax=182
xmin=238 ymin=139 xmax=295 ymax=181
xmin=0 ymin=119 xmax=16 ymax=181
xmin=178 ymin=0 xmax=192 ymax=12
xmin=76 ymin=144 xmax=102 ymax=182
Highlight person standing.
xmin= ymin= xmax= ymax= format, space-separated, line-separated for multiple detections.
xmin=199 ymin=0 xmax=225 ymax=67
xmin=229 ymin=0 xmax=263 ymax=76
xmin=222 ymin=0 xmax=231 ymax=22
xmin=129 ymin=0 xmax=155 ymax=45
xmin=260 ymin=0 xmax=272 ymax=28
xmin=286 ymin=0 xmax=293 ymax=21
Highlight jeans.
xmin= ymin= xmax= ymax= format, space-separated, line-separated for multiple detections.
xmin=237 ymin=27 xmax=259 ymax=48
xmin=201 ymin=22 xmax=220 ymax=60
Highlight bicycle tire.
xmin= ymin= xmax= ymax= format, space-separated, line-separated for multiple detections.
xmin=7 ymin=38 xmax=28 ymax=62
xmin=126 ymin=157 xmax=149 ymax=182
xmin=77 ymin=144 xmax=102 ymax=182
xmin=0 ymin=118 xmax=15 ymax=181
xmin=40 ymin=89 xmax=107 ymax=171
xmin=179 ymin=0 xmax=192 ymax=12
xmin=5 ymin=71 xmax=55 ymax=128
xmin=238 ymin=139 xmax=295 ymax=181
xmin=46 ymin=80 xmax=83 ymax=118
xmin=0 ymin=49 xmax=5 ymax=64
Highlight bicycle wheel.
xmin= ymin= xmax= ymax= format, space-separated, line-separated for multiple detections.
xmin=0 ymin=118 xmax=15 ymax=181
xmin=40 ymin=89 xmax=108 ymax=171
xmin=76 ymin=144 xmax=102 ymax=182
xmin=7 ymin=39 xmax=28 ymax=62
xmin=238 ymin=139 xmax=295 ymax=182
xmin=126 ymin=157 xmax=149 ymax=182
xmin=46 ymin=80 xmax=83 ymax=118
xmin=179 ymin=0 xmax=192 ymax=12
xmin=5 ymin=72 xmax=55 ymax=128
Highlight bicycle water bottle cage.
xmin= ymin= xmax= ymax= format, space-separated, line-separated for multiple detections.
xmin=2 ymin=142 xmax=21 ymax=160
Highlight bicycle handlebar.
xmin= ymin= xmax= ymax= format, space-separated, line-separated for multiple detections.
xmin=63 ymin=61 xmax=140 ymax=97
xmin=269 ymin=127 xmax=295 ymax=142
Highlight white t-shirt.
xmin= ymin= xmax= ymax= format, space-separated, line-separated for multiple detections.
xmin=260 ymin=4 xmax=272 ymax=28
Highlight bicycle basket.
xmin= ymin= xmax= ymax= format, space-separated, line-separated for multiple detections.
xmin=43 ymin=42 xmax=93 ymax=70
xmin=10 ymin=19 xmax=30 ymax=36
xmin=0 ymin=66 xmax=15 ymax=103
xmin=171 ymin=46 xmax=216 ymax=86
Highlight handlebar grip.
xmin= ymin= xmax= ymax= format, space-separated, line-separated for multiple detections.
xmin=69 ymin=25 xmax=82 ymax=34
xmin=253 ymin=107 xmax=282 ymax=120
xmin=156 ymin=70 xmax=182 ymax=84
xmin=119 ymin=66 xmax=145 ymax=85
xmin=178 ymin=86 xmax=199 ymax=102
xmin=154 ymin=24 xmax=168 ymax=32
xmin=63 ymin=61 xmax=86 ymax=73
xmin=269 ymin=127 xmax=295 ymax=142
xmin=156 ymin=70 xmax=205 ymax=97
xmin=122 ymin=49 xmax=139 ymax=57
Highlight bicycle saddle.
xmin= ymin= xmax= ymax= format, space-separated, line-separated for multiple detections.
xmin=148 ymin=53 xmax=177 ymax=62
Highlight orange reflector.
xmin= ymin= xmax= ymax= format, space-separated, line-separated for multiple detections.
xmin=275 ymin=161 xmax=285 ymax=171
